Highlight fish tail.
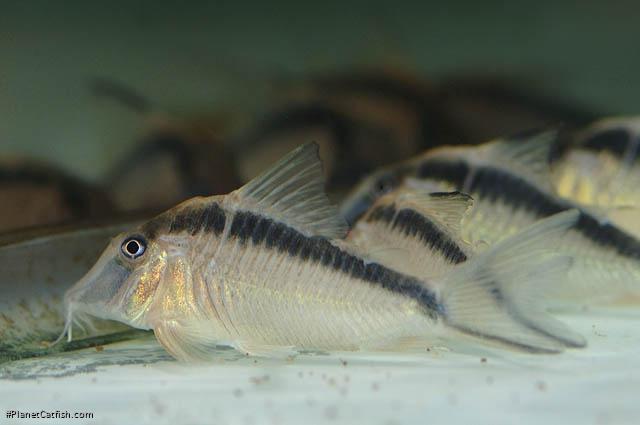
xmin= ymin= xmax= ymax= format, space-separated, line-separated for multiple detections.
xmin=438 ymin=210 xmax=586 ymax=353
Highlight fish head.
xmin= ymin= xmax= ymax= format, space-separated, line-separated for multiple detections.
xmin=59 ymin=230 xmax=169 ymax=340
xmin=340 ymin=165 xmax=412 ymax=225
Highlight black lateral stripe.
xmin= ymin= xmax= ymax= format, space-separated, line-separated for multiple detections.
xmin=298 ymin=236 xmax=315 ymax=261
xmin=142 ymin=202 xmax=226 ymax=239
xmin=575 ymin=213 xmax=640 ymax=260
xmin=417 ymin=158 xmax=640 ymax=260
xmin=581 ymin=128 xmax=632 ymax=158
xmin=363 ymin=262 xmax=384 ymax=282
xmin=396 ymin=209 xmax=468 ymax=263
xmin=416 ymin=159 xmax=470 ymax=188
xmin=202 ymin=203 xmax=227 ymax=234
xmin=141 ymin=214 xmax=170 ymax=239
xmin=235 ymin=211 xmax=258 ymax=242
xmin=350 ymin=258 xmax=365 ymax=279
xmin=169 ymin=206 xmax=200 ymax=235
xmin=228 ymin=209 xmax=442 ymax=316
xmin=366 ymin=204 xmax=468 ymax=264
xmin=469 ymin=167 xmax=566 ymax=216
xmin=251 ymin=216 xmax=271 ymax=245
xmin=342 ymin=255 xmax=355 ymax=275
xmin=229 ymin=210 xmax=248 ymax=240
xmin=284 ymin=228 xmax=303 ymax=256
xmin=264 ymin=221 xmax=285 ymax=249
xmin=320 ymin=246 xmax=335 ymax=266
xmin=332 ymin=247 xmax=345 ymax=270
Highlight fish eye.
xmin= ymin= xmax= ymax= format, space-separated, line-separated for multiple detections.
xmin=121 ymin=236 xmax=147 ymax=260
xmin=373 ymin=175 xmax=396 ymax=196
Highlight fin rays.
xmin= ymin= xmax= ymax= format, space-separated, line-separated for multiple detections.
xmin=233 ymin=143 xmax=347 ymax=239
xmin=440 ymin=210 xmax=586 ymax=352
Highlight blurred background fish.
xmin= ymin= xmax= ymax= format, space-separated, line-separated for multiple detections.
xmin=1 ymin=2 xmax=639 ymax=363
xmin=0 ymin=159 xmax=114 ymax=232
xmin=92 ymin=77 xmax=242 ymax=211
xmin=347 ymin=189 xmax=475 ymax=279
xmin=341 ymin=130 xmax=640 ymax=307
xmin=551 ymin=117 xmax=640 ymax=236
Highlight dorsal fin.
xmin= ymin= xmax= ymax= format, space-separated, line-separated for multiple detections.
xmin=390 ymin=189 xmax=473 ymax=237
xmin=477 ymin=128 xmax=558 ymax=191
xmin=229 ymin=142 xmax=347 ymax=239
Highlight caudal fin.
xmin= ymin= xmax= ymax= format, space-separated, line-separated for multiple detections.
xmin=438 ymin=209 xmax=586 ymax=353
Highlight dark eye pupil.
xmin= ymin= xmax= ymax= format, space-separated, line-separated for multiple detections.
xmin=126 ymin=240 xmax=140 ymax=255
xmin=376 ymin=178 xmax=393 ymax=194
xmin=122 ymin=236 xmax=146 ymax=259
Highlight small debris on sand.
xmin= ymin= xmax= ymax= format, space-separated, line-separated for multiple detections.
xmin=324 ymin=405 xmax=338 ymax=420
xmin=250 ymin=375 xmax=270 ymax=385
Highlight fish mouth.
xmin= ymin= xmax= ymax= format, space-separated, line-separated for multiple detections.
xmin=53 ymin=251 xmax=133 ymax=344
xmin=49 ymin=269 xmax=95 ymax=345
xmin=52 ymin=301 xmax=91 ymax=344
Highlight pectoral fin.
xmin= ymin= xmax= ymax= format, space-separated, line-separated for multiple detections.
xmin=153 ymin=320 xmax=221 ymax=362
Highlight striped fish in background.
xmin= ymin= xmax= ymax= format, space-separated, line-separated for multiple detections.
xmin=347 ymin=189 xmax=474 ymax=280
xmin=551 ymin=117 xmax=640 ymax=237
xmin=342 ymin=130 xmax=640 ymax=306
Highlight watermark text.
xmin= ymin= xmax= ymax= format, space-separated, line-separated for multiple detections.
xmin=6 ymin=410 xmax=94 ymax=420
